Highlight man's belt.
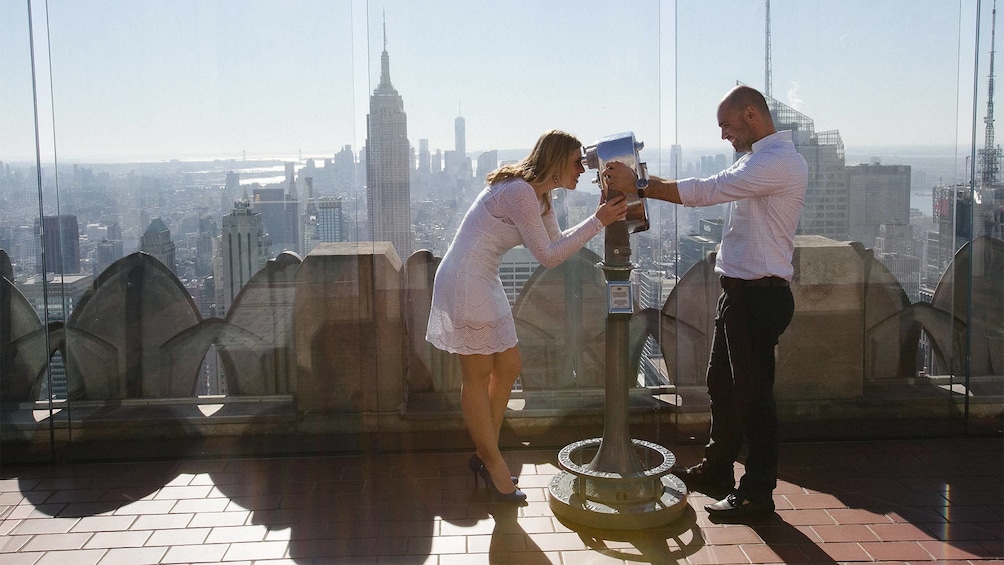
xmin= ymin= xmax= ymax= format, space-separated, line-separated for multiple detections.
xmin=720 ymin=276 xmax=789 ymax=289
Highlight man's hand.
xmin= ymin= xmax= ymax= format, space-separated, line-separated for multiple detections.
xmin=602 ymin=161 xmax=638 ymax=195
xmin=603 ymin=160 xmax=682 ymax=204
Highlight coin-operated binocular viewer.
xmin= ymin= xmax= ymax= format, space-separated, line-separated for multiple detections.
xmin=548 ymin=132 xmax=687 ymax=529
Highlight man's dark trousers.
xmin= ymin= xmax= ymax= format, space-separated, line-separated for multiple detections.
xmin=702 ymin=282 xmax=795 ymax=503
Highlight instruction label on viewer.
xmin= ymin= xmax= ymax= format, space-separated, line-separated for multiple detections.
xmin=607 ymin=281 xmax=633 ymax=314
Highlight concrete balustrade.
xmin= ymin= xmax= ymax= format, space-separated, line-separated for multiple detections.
xmin=1 ymin=236 xmax=1001 ymax=462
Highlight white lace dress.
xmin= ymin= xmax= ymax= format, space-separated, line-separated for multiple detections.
xmin=426 ymin=178 xmax=603 ymax=355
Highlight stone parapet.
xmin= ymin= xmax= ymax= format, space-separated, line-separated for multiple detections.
xmin=294 ymin=242 xmax=405 ymax=415
xmin=1 ymin=236 xmax=1000 ymax=464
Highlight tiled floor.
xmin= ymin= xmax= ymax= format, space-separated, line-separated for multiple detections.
xmin=0 ymin=437 xmax=1001 ymax=564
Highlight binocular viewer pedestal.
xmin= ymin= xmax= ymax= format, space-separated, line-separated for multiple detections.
xmin=548 ymin=133 xmax=688 ymax=529
xmin=546 ymin=255 xmax=688 ymax=530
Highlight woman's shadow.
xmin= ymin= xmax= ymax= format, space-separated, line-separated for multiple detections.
xmin=487 ymin=504 xmax=552 ymax=564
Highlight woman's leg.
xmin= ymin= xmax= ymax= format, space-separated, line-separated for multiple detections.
xmin=487 ymin=347 xmax=522 ymax=440
xmin=460 ymin=352 xmax=517 ymax=494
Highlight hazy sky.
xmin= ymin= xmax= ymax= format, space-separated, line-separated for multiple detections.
xmin=0 ymin=0 xmax=997 ymax=163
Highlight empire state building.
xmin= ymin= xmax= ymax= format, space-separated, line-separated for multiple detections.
xmin=366 ymin=22 xmax=412 ymax=260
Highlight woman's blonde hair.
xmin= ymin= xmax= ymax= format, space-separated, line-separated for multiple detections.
xmin=485 ymin=129 xmax=582 ymax=213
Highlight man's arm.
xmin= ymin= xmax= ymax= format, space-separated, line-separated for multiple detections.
xmin=603 ymin=161 xmax=683 ymax=205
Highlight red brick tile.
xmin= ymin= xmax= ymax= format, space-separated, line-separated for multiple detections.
xmin=187 ymin=510 xmax=250 ymax=527
xmin=811 ymin=523 xmax=880 ymax=542
xmin=70 ymin=515 xmax=136 ymax=532
xmin=740 ymin=542 xmax=808 ymax=563
xmin=204 ymin=524 xmax=268 ymax=543
xmin=34 ymin=548 xmax=105 ymax=564
xmin=685 ymin=543 xmax=750 ymax=564
xmin=9 ymin=517 xmax=78 ymax=535
xmin=983 ymin=539 xmax=1004 ymax=556
xmin=701 ymin=525 xmax=763 ymax=545
xmin=918 ymin=539 xmax=999 ymax=560
xmin=43 ymin=489 xmax=107 ymax=505
xmin=154 ymin=485 xmax=214 ymax=500
xmin=936 ymin=504 xmax=1004 ymax=522
xmin=828 ymin=507 xmax=893 ymax=525
xmin=887 ymin=507 xmax=946 ymax=523
xmin=440 ymin=553 xmax=492 ymax=564
xmin=773 ymin=508 xmax=835 ymax=526
xmin=112 ymin=500 xmax=176 ymax=515
xmin=144 ymin=527 xmax=210 ymax=546
xmin=526 ymin=531 xmax=590 ymax=551
xmin=8 ymin=502 xmax=62 ymax=519
xmin=558 ymin=549 xmax=626 ymax=563
xmin=748 ymin=523 xmax=821 ymax=544
xmin=22 ymin=532 xmax=92 ymax=551
xmin=94 ymin=546 xmax=167 ymax=565
xmin=815 ymin=541 xmax=872 ymax=561
xmin=860 ymin=540 xmax=935 ymax=561
xmin=920 ymin=520 xmax=1004 ymax=541
xmin=0 ymin=517 xmax=19 ymax=535
xmin=164 ymin=474 xmax=197 ymax=487
xmin=408 ymin=534 xmax=466 ymax=555
xmin=227 ymin=494 xmax=283 ymax=511
xmin=0 ymin=479 xmax=31 ymax=492
xmin=170 ymin=497 xmax=230 ymax=514
xmin=869 ymin=522 xmax=933 ymax=541
xmin=515 ymin=516 xmax=555 ymax=534
xmin=288 ymin=537 xmax=408 ymax=559
xmin=160 ymin=542 xmax=229 ymax=564
xmin=467 ymin=532 xmax=528 ymax=553
xmin=782 ymin=493 xmax=845 ymax=509
xmin=772 ymin=480 xmax=804 ymax=495
xmin=222 ymin=540 xmax=289 ymax=561
xmin=82 ymin=530 xmax=151 ymax=548
xmin=0 ymin=534 xmax=30 ymax=553
xmin=129 ymin=513 xmax=193 ymax=530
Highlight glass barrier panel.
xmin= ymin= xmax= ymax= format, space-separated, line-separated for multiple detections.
xmin=1 ymin=1 xmax=998 ymax=468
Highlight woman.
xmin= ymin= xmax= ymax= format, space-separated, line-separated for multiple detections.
xmin=426 ymin=129 xmax=628 ymax=503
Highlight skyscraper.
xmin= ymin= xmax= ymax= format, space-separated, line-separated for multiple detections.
xmin=476 ymin=150 xmax=498 ymax=183
xmin=316 ymin=197 xmax=345 ymax=243
xmin=766 ymin=94 xmax=848 ymax=241
xmin=252 ymin=184 xmax=300 ymax=256
xmin=195 ymin=215 xmax=217 ymax=277
xmin=455 ymin=114 xmax=466 ymax=158
xmin=417 ymin=139 xmax=431 ymax=174
xmin=365 ymin=18 xmax=413 ymax=260
xmin=445 ymin=113 xmax=473 ymax=183
xmin=140 ymin=218 xmax=177 ymax=274
xmin=846 ymin=163 xmax=911 ymax=247
xmin=216 ymin=192 xmax=271 ymax=318
xmin=332 ymin=145 xmax=357 ymax=194
xmin=221 ymin=171 xmax=240 ymax=215
xmin=34 ymin=215 xmax=80 ymax=275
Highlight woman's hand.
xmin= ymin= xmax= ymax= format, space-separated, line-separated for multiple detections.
xmin=595 ymin=193 xmax=629 ymax=226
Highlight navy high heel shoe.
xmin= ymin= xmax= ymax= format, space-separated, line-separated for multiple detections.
xmin=468 ymin=454 xmax=518 ymax=487
xmin=484 ymin=473 xmax=527 ymax=504
xmin=468 ymin=454 xmax=526 ymax=504
xmin=468 ymin=454 xmax=486 ymax=487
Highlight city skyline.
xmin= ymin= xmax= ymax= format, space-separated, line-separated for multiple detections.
xmin=1 ymin=1 xmax=998 ymax=166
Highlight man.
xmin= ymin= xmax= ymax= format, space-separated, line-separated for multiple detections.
xmin=604 ymin=85 xmax=807 ymax=520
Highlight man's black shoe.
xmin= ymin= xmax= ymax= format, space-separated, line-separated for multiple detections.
xmin=674 ymin=464 xmax=733 ymax=497
xmin=704 ymin=492 xmax=775 ymax=521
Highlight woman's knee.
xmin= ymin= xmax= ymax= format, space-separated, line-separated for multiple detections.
xmin=460 ymin=354 xmax=495 ymax=386
xmin=495 ymin=348 xmax=522 ymax=384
